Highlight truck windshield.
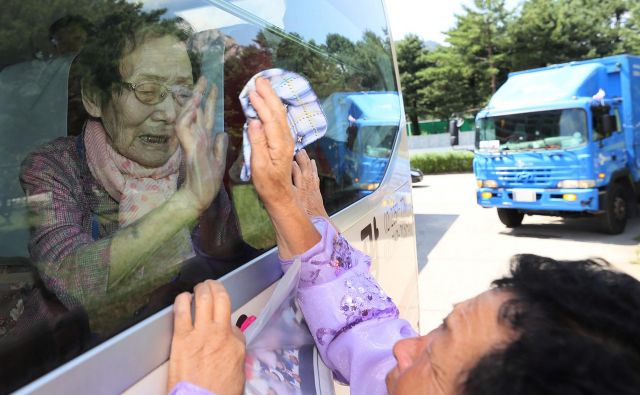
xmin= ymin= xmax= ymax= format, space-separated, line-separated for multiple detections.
xmin=477 ymin=109 xmax=587 ymax=151
xmin=359 ymin=125 xmax=397 ymax=158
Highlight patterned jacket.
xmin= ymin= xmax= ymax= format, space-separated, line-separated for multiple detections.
xmin=20 ymin=133 xmax=244 ymax=311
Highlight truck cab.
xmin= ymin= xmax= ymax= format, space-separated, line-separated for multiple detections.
xmin=313 ymin=91 xmax=401 ymax=207
xmin=474 ymin=55 xmax=640 ymax=234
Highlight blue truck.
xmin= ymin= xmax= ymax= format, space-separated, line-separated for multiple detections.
xmin=316 ymin=91 xmax=402 ymax=196
xmin=473 ymin=55 xmax=640 ymax=234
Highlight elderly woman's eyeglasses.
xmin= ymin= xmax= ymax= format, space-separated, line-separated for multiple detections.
xmin=122 ymin=81 xmax=194 ymax=106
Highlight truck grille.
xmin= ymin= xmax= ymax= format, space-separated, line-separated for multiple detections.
xmin=496 ymin=167 xmax=573 ymax=187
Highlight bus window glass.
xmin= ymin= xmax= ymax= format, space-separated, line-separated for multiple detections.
xmin=0 ymin=0 xmax=401 ymax=391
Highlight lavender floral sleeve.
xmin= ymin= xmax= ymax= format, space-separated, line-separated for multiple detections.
xmin=280 ymin=217 xmax=418 ymax=395
xmin=168 ymin=382 xmax=215 ymax=395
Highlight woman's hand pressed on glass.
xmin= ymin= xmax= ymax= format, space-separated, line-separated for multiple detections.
xmin=175 ymin=77 xmax=228 ymax=213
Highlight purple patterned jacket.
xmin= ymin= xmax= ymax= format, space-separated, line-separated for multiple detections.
xmin=20 ymin=134 xmax=242 ymax=309
xmin=170 ymin=217 xmax=417 ymax=395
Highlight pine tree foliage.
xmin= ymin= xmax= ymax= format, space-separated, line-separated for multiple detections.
xmin=396 ymin=0 xmax=640 ymax=120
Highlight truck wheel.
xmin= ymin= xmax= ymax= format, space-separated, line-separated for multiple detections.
xmin=600 ymin=183 xmax=628 ymax=235
xmin=497 ymin=208 xmax=524 ymax=228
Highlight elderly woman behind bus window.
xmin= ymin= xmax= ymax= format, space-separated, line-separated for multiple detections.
xmin=20 ymin=12 xmax=244 ymax=332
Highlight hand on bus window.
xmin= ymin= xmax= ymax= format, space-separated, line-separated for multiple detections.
xmin=175 ymin=77 xmax=228 ymax=213
xmin=246 ymin=77 xmax=296 ymax=210
xmin=246 ymin=77 xmax=320 ymax=259
xmin=292 ymin=149 xmax=330 ymax=220
xmin=168 ymin=280 xmax=245 ymax=395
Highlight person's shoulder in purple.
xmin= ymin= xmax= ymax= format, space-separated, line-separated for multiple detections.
xmin=282 ymin=216 xmax=416 ymax=395
xmin=168 ymin=214 xmax=413 ymax=395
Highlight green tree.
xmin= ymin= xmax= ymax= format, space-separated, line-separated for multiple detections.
xmin=0 ymin=0 xmax=140 ymax=68
xmin=223 ymin=31 xmax=273 ymax=133
xmin=273 ymin=33 xmax=345 ymax=98
xmin=325 ymin=30 xmax=396 ymax=92
xmin=419 ymin=47 xmax=471 ymax=120
xmin=396 ymin=34 xmax=429 ymax=135
xmin=419 ymin=0 xmax=512 ymax=119
xmin=351 ymin=31 xmax=395 ymax=91
xmin=620 ymin=2 xmax=640 ymax=53
xmin=448 ymin=0 xmax=511 ymax=94
xmin=508 ymin=0 xmax=634 ymax=71
xmin=326 ymin=32 xmax=358 ymax=85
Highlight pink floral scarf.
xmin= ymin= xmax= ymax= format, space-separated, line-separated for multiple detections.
xmin=84 ymin=119 xmax=182 ymax=226
xmin=84 ymin=120 xmax=194 ymax=277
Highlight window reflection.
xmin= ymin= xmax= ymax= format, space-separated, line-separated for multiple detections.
xmin=0 ymin=0 xmax=401 ymax=391
xmin=312 ymin=92 xmax=400 ymax=211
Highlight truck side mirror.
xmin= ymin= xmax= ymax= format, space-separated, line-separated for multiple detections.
xmin=608 ymin=114 xmax=618 ymax=132
xmin=601 ymin=114 xmax=615 ymax=137
xmin=449 ymin=120 xmax=459 ymax=146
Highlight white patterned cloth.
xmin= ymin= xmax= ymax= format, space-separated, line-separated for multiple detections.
xmin=238 ymin=68 xmax=327 ymax=181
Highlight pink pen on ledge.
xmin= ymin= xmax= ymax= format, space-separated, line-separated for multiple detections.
xmin=235 ymin=314 xmax=257 ymax=332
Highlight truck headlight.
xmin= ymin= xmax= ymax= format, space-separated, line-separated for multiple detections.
xmin=359 ymin=182 xmax=380 ymax=191
xmin=482 ymin=180 xmax=498 ymax=188
xmin=557 ymin=180 xmax=596 ymax=189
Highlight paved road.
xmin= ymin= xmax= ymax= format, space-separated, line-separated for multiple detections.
xmin=412 ymin=173 xmax=640 ymax=334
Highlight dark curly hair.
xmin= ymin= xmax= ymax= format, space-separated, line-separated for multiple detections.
xmin=461 ymin=254 xmax=640 ymax=395
xmin=73 ymin=2 xmax=201 ymax=106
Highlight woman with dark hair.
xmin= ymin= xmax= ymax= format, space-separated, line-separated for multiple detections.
xmin=166 ymin=78 xmax=640 ymax=395
xmin=20 ymin=12 xmax=244 ymax=329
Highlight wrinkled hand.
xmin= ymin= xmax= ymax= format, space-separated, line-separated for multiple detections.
xmin=246 ymin=77 xmax=296 ymax=210
xmin=246 ymin=77 xmax=320 ymax=258
xmin=175 ymin=77 xmax=228 ymax=213
xmin=292 ymin=149 xmax=329 ymax=219
xmin=168 ymin=280 xmax=245 ymax=395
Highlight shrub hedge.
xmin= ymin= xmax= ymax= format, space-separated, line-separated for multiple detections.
xmin=410 ymin=151 xmax=474 ymax=174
